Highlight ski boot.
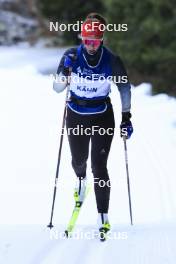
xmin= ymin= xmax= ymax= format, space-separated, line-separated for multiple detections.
xmin=98 ymin=213 xmax=111 ymax=242
xmin=74 ymin=177 xmax=87 ymax=208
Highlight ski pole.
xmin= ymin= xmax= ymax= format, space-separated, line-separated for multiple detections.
xmin=123 ymin=136 xmax=133 ymax=225
xmin=47 ymin=70 xmax=71 ymax=229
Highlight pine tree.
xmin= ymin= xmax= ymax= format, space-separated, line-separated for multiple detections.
xmin=107 ymin=0 xmax=176 ymax=96
xmin=39 ymin=0 xmax=105 ymax=44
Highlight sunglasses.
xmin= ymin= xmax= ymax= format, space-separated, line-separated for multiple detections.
xmin=82 ymin=38 xmax=102 ymax=47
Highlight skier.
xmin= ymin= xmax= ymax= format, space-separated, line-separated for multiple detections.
xmin=53 ymin=13 xmax=133 ymax=238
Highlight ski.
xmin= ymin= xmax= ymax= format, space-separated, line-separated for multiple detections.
xmin=65 ymin=184 xmax=90 ymax=237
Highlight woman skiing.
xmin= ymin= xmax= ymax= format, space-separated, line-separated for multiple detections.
xmin=53 ymin=13 xmax=133 ymax=238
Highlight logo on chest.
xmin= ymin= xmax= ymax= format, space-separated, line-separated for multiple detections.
xmin=76 ymin=67 xmax=106 ymax=80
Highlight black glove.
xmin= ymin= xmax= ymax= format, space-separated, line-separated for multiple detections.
xmin=63 ymin=53 xmax=77 ymax=76
xmin=120 ymin=112 xmax=133 ymax=139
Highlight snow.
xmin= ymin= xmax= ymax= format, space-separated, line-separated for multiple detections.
xmin=0 ymin=46 xmax=176 ymax=263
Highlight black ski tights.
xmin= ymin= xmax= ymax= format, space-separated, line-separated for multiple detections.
xmin=66 ymin=105 xmax=115 ymax=213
